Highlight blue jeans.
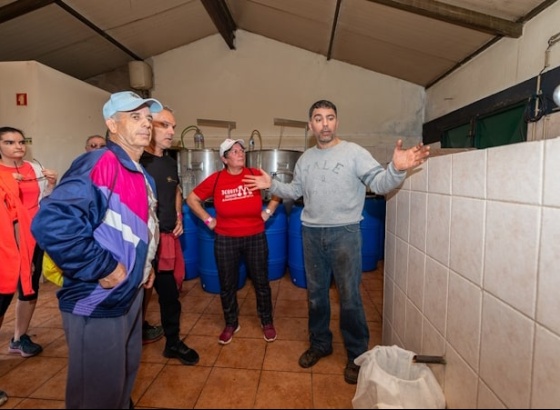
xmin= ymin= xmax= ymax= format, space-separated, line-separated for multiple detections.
xmin=302 ymin=224 xmax=369 ymax=361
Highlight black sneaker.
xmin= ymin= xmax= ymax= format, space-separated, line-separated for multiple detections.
xmin=298 ymin=347 xmax=333 ymax=368
xmin=142 ymin=322 xmax=164 ymax=345
xmin=8 ymin=334 xmax=43 ymax=358
xmin=163 ymin=340 xmax=199 ymax=366
xmin=344 ymin=360 xmax=360 ymax=384
xmin=0 ymin=390 xmax=7 ymax=407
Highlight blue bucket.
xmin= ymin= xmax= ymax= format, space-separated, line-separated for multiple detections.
xmin=287 ymin=203 xmax=306 ymax=288
xmin=265 ymin=203 xmax=287 ymax=281
xmin=361 ymin=195 xmax=386 ymax=271
xmin=179 ymin=203 xmax=199 ymax=280
xmin=197 ymin=206 xmax=247 ymax=294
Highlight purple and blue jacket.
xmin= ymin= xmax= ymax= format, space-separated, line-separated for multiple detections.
xmin=31 ymin=141 xmax=156 ymax=318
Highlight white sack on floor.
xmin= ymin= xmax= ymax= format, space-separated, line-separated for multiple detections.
xmin=352 ymin=345 xmax=446 ymax=409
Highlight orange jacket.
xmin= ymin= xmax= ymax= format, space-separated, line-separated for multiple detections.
xmin=0 ymin=172 xmax=35 ymax=295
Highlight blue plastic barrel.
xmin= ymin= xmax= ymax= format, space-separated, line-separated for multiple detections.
xmin=265 ymin=203 xmax=288 ymax=281
xmin=197 ymin=206 xmax=247 ymax=294
xmin=361 ymin=195 xmax=386 ymax=271
xmin=179 ymin=203 xmax=199 ymax=280
xmin=287 ymin=203 xmax=306 ymax=288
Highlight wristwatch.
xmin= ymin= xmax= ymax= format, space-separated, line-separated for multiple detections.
xmin=265 ymin=208 xmax=273 ymax=215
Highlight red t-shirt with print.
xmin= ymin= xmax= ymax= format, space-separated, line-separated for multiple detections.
xmin=193 ymin=168 xmax=264 ymax=237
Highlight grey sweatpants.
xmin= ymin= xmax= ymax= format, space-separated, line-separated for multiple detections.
xmin=61 ymin=289 xmax=143 ymax=409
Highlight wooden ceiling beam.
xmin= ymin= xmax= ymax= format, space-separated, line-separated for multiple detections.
xmin=0 ymin=0 xmax=142 ymax=61
xmin=327 ymin=0 xmax=343 ymax=61
xmin=366 ymin=0 xmax=523 ymax=38
xmin=54 ymin=1 xmax=143 ymax=61
xmin=0 ymin=0 xmax=56 ymax=24
xmin=200 ymin=0 xmax=237 ymax=49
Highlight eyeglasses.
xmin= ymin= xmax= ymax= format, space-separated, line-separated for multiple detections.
xmin=153 ymin=121 xmax=175 ymax=130
xmin=227 ymin=149 xmax=245 ymax=156
xmin=14 ymin=158 xmax=46 ymax=182
xmin=89 ymin=143 xmax=106 ymax=149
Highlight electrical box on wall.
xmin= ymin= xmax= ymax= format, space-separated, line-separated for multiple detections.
xmin=128 ymin=61 xmax=153 ymax=90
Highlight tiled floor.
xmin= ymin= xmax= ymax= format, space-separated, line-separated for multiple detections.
xmin=0 ymin=262 xmax=384 ymax=409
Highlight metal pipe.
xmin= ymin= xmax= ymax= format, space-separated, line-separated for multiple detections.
xmin=248 ymin=129 xmax=262 ymax=151
xmin=180 ymin=125 xmax=199 ymax=149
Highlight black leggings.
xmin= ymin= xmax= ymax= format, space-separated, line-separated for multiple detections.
xmin=153 ymin=270 xmax=181 ymax=346
xmin=0 ymin=245 xmax=43 ymax=316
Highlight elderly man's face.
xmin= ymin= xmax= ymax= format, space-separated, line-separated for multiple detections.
xmin=109 ymin=106 xmax=153 ymax=152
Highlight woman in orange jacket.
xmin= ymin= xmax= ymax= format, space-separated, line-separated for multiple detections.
xmin=0 ymin=126 xmax=57 ymax=359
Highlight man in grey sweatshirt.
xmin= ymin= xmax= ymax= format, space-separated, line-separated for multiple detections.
xmin=243 ymin=99 xmax=430 ymax=384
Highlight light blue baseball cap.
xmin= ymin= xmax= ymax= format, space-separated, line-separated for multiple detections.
xmin=103 ymin=91 xmax=163 ymax=120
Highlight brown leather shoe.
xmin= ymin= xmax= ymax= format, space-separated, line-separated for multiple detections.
xmin=344 ymin=360 xmax=360 ymax=384
xmin=298 ymin=347 xmax=333 ymax=368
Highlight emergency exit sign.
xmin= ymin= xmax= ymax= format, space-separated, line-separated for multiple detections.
xmin=16 ymin=93 xmax=27 ymax=106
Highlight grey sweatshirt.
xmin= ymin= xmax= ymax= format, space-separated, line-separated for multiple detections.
xmin=269 ymin=140 xmax=405 ymax=227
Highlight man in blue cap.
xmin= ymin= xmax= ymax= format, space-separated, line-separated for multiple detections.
xmin=32 ymin=91 xmax=163 ymax=409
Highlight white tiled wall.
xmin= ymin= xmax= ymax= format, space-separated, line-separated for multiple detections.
xmin=382 ymin=136 xmax=560 ymax=408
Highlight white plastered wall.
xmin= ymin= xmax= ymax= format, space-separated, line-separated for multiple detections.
xmin=0 ymin=61 xmax=109 ymax=175
xmin=149 ymin=29 xmax=425 ymax=166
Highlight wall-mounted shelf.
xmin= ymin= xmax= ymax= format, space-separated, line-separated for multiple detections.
xmin=273 ymin=118 xmax=307 ymax=129
xmin=197 ymin=118 xmax=236 ymax=138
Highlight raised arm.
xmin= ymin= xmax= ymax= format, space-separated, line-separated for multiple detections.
xmin=392 ymin=139 xmax=430 ymax=171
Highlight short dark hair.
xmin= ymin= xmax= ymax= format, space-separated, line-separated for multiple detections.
xmin=0 ymin=126 xmax=25 ymax=139
xmin=0 ymin=126 xmax=25 ymax=159
xmin=308 ymin=100 xmax=337 ymax=119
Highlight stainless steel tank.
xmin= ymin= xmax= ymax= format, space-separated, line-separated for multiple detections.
xmin=245 ymin=149 xmax=303 ymax=208
xmin=177 ymin=148 xmax=222 ymax=198
xmin=245 ymin=149 xmax=302 ymax=182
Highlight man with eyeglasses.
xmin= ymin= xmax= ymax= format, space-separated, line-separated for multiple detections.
xmin=139 ymin=106 xmax=199 ymax=365
xmin=0 ymin=126 xmax=57 ymax=363
xmin=31 ymin=91 xmax=163 ymax=408
xmin=84 ymin=134 xmax=106 ymax=152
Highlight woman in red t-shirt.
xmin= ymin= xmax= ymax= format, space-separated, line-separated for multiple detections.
xmin=187 ymin=139 xmax=281 ymax=345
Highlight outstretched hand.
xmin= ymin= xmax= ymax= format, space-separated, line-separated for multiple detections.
xmin=243 ymin=168 xmax=272 ymax=191
xmin=392 ymin=139 xmax=430 ymax=171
